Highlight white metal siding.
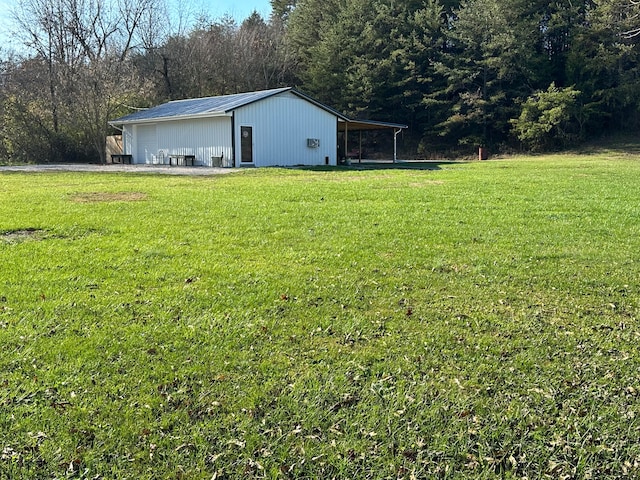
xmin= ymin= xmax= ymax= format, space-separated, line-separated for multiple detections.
xmin=123 ymin=126 xmax=133 ymax=155
xmin=156 ymin=117 xmax=232 ymax=166
xmin=135 ymin=124 xmax=159 ymax=164
xmin=233 ymin=91 xmax=337 ymax=167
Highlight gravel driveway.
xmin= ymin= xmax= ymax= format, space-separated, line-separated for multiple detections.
xmin=0 ymin=164 xmax=238 ymax=176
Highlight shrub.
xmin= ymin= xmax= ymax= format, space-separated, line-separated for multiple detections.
xmin=511 ymin=83 xmax=581 ymax=151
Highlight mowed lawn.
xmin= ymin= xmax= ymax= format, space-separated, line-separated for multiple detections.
xmin=1 ymin=154 xmax=640 ymax=479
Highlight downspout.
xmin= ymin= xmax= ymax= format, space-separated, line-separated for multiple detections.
xmin=231 ymin=112 xmax=236 ymax=167
xmin=336 ymin=118 xmax=339 ymax=165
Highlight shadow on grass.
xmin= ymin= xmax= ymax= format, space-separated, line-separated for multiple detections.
xmin=295 ymin=160 xmax=463 ymax=172
xmin=570 ymin=134 xmax=640 ymax=156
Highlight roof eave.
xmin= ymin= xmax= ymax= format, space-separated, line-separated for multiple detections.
xmin=109 ymin=110 xmax=232 ymax=126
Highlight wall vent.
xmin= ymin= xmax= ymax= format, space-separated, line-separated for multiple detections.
xmin=307 ymin=138 xmax=320 ymax=148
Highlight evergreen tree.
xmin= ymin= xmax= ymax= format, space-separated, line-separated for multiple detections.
xmin=431 ymin=0 xmax=541 ymax=149
xmin=511 ymin=82 xmax=581 ymax=151
xmin=565 ymin=0 xmax=640 ymax=135
xmin=270 ymin=0 xmax=297 ymax=22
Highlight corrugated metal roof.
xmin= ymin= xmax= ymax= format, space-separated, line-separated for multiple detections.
xmin=110 ymin=88 xmax=405 ymax=130
xmin=111 ymin=87 xmax=293 ymax=124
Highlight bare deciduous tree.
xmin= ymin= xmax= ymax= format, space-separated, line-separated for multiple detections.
xmin=141 ymin=12 xmax=296 ymax=101
xmin=623 ymin=0 xmax=640 ymax=37
xmin=12 ymin=0 xmax=166 ymax=162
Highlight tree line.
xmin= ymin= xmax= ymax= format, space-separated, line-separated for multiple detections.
xmin=1 ymin=0 xmax=639 ymax=162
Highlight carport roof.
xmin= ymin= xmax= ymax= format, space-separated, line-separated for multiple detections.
xmin=339 ymin=118 xmax=408 ymax=131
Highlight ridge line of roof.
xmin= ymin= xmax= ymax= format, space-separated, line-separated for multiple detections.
xmin=167 ymin=86 xmax=292 ymax=106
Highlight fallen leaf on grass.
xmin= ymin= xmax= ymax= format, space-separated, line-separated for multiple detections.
xmin=66 ymin=458 xmax=82 ymax=474
xmin=51 ymin=400 xmax=71 ymax=411
xmin=228 ymin=439 xmax=245 ymax=448
xmin=209 ymin=452 xmax=224 ymax=463
xmin=1 ymin=446 xmax=19 ymax=461
xmin=329 ymin=394 xmax=359 ymax=412
xmin=27 ymin=431 xmax=47 ymax=442
xmin=175 ymin=443 xmax=196 ymax=452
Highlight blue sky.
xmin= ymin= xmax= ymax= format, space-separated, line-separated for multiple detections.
xmin=201 ymin=0 xmax=273 ymax=21
xmin=0 ymin=0 xmax=273 ymax=53
xmin=0 ymin=0 xmax=13 ymax=51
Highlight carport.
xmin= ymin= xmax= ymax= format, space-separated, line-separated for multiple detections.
xmin=339 ymin=119 xmax=408 ymax=163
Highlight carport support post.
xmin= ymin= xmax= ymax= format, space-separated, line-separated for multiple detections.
xmin=359 ymin=130 xmax=362 ymax=164
xmin=344 ymin=122 xmax=349 ymax=164
xmin=393 ymin=128 xmax=401 ymax=163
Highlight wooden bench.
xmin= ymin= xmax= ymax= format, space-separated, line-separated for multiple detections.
xmin=111 ymin=154 xmax=132 ymax=164
xmin=168 ymin=155 xmax=195 ymax=166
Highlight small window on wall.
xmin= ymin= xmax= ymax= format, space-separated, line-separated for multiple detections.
xmin=241 ymin=126 xmax=253 ymax=163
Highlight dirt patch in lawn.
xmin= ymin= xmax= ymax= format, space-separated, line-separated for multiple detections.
xmin=1 ymin=228 xmax=46 ymax=244
xmin=70 ymin=192 xmax=148 ymax=203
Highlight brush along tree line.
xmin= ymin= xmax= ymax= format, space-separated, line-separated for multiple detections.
xmin=1 ymin=0 xmax=640 ymax=163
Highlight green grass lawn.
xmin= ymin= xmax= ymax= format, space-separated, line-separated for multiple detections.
xmin=1 ymin=153 xmax=640 ymax=479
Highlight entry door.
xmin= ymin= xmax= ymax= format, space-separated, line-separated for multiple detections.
xmin=240 ymin=126 xmax=253 ymax=164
